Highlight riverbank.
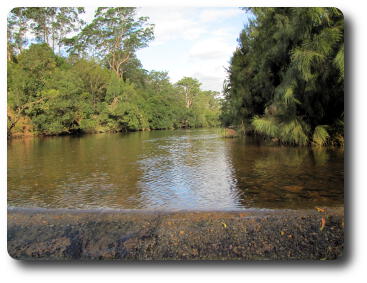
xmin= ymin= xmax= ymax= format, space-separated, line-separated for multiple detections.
xmin=7 ymin=126 xmax=212 ymax=139
xmin=8 ymin=207 xmax=344 ymax=261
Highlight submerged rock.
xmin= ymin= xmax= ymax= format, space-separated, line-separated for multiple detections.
xmin=223 ymin=128 xmax=238 ymax=138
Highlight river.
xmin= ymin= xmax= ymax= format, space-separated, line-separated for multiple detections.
xmin=7 ymin=128 xmax=344 ymax=210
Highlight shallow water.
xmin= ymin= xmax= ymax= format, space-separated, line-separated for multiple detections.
xmin=7 ymin=128 xmax=344 ymax=210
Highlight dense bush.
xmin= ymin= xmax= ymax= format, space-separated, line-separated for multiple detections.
xmin=7 ymin=8 xmax=221 ymax=136
xmin=221 ymin=8 xmax=344 ymax=146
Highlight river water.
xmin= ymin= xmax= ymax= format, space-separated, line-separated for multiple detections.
xmin=7 ymin=128 xmax=344 ymax=210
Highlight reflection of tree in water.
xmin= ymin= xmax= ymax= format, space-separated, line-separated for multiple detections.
xmin=8 ymin=130 xmax=344 ymax=210
xmin=8 ymin=133 xmax=147 ymax=209
xmin=226 ymin=137 xmax=344 ymax=209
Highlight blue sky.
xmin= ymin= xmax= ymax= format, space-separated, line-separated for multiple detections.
xmin=83 ymin=7 xmax=249 ymax=92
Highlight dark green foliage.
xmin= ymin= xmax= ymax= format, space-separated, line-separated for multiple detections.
xmin=221 ymin=8 xmax=344 ymax=146
xmin=7 ymin=44 xmax=220 ymax=136
xmin=5 ymin=7 xmax=222 ymax=137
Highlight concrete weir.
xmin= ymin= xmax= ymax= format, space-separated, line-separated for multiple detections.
xmin=7 ymin=207 xmax=344 ymax=261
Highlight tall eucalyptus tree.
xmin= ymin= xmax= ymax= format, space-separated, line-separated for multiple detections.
xmin=7 ymin=7 xmax=85 ymax=54
xmin=68 ymin=8 xmax=154 ymax=78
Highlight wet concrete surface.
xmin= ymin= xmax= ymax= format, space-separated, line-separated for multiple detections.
xmin=7 ymin=207 xmax=344 ymax=261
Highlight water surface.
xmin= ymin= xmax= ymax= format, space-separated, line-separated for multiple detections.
xmin=8 ymin=129 xmax=344 ymax=210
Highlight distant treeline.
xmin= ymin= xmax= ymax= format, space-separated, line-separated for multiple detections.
xmin=7 ymin=8 xmax=221 ymax=137
xmin=221 ymin=8 xmax=344 ymax=146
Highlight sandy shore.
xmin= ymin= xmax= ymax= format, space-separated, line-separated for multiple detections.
xmin=7 ymin=207 xmax=344 ymax=261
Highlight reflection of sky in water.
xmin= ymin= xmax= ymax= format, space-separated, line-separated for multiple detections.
xmin=137 ymin=135 xmax=240 ymax=209
xmin=8 ymin=129 xmax=344 ymax=210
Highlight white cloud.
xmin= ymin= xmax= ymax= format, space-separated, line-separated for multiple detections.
xmin=193 ymin=73 xmax=225 ymax=93
xmin=199 ymin=8 xmax=242 ymax=23
xmin=138 ymin=7 xmax=207 ymax=46
xmin=135 ymin=7 xmax=245 ymax=92
xmin=61 ymin=6 xmax=245 ymax=92
xmin=190 ymin=59 xmax=228 ymax=91
xmin=189 ymin=37 xmax=234 ymax=59
xmin=186 ymin=28 xmax=237 ymax=91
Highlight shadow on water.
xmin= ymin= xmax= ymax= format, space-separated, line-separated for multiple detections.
xmin=226 ymin=137 xmax=344 ymax=209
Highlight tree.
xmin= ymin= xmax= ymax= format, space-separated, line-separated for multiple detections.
xmin=7 ymin=44 xmax=57 ymax=136
xmin=29 ymin=69 xmax=87 ymax=135
xmin=7 ymin=8 xmax=29 ymax=59
xmin=25 ymin=8 xmax=54 ymax=44
xmin=221 ymin=8 xmax=344 ymax=146
xmin=7 ymin=7 xmax=85 ymax=56
xmin=7 ymin=9 xmax=220 ymax=137
xmin=176 ymin=77 xmax=201 ymax=109
xmin=72 ymin=59 xmax=110 ymax=111
xmin=147 ymin=71 xmax=171 ymax=93
xmin=52 ymin=8 xmax=86 ymax=54
xmin=69 ymin=8 xmax=154 ymax=78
